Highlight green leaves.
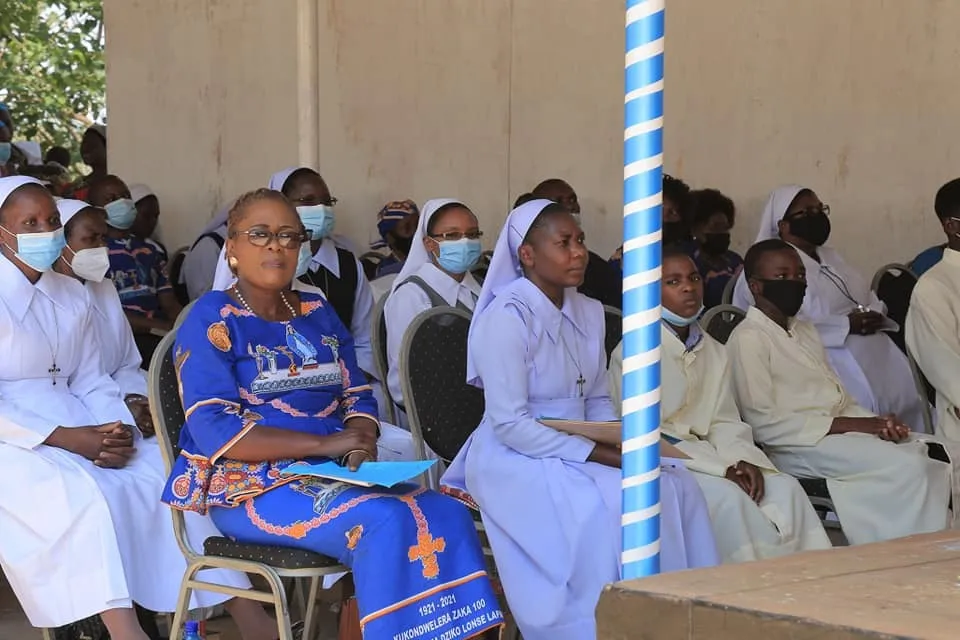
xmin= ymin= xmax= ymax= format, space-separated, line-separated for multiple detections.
xmin=0 ymin=0 xmax=104 ymax=160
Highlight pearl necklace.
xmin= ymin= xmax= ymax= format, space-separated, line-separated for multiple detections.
xmin=232 ymin=285 xmax=297 ymax=320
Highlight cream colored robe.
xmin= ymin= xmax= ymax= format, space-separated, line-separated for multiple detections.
xmin=906 ymin=248 xmax=960 ymax=443
xmin=610 ymin=326 xmax=831 ymax=562
xmin=727 ymin=307 xmax=951 ymax=545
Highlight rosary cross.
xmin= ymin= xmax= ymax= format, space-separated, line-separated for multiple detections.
xmin=49 ymin=363 xmax=61 ymax=385
xmin=576 ymin=373 xmax=586 ymax=397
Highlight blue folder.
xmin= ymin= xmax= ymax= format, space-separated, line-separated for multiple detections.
xmin=281 ymin=459 xmax=437 ymax=488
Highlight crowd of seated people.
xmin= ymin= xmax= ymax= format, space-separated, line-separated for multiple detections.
xmin=1 ymin=101 xmax=959 ymax=640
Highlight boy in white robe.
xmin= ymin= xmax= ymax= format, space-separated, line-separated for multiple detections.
xmin=609 ymin=249 xmax=831 ymax=563
xmin=728 ymin=238 xmax=951 ymax=545
xmin=907 ymin=178 xmax=960 ymax=444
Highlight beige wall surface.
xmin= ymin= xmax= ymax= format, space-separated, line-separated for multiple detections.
xmin=105 ymin=0 xmax=960 ymax=276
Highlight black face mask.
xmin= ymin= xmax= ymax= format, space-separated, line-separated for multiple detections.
xmin=787 ymin=211 xmax=831 ymax=246
xmin=757 ymin=279 xmax=807 ymax=318
xmin=663 ymin=221 xmax=688 ymax=246
xmin=701 ymin=232 xmax=730 ymax=255
xmin=390 ymin=234 xmax=414 ymax=258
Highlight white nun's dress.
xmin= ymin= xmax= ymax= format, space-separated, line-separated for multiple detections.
xmin=384 ymin=198 xmax=482 ymax=406
xmin=442 ymin=200 xmax=719 ymax=640
xmin=731 ymin=185 xmax=926 ymax=431
xmin=0 ymin=184 xmax=246 ymax=628
xmin=611 ymin=325 xmax=832 ymax=563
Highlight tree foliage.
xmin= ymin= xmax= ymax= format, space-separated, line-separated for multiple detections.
xmin=0 ymin=0 xmax=105 ymax=158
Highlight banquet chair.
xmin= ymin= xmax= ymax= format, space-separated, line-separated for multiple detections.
xmin=149 ymin=330 xmax=346 ymax=640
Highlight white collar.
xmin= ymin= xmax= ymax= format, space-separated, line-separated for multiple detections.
xmin=413 ymin=263 xmax=482 ymax=306
xmin=308 ymin=239 xmax=340 ymax=277
xmin=0 ymin=255 xmax=72 ymax=322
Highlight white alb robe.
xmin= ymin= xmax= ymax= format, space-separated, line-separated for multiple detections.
xmin=384 ymin=262 xmax=481 ymax=405
xmin=731 ymin=244 xmax=925 ymax=431
xmin=0 ymin=258 xmax=241 ymax=627
xmin=906 ymin=248 xmax=960 ymax=443
xmin=610 ymin=325 xmax=832 ymax=562
xmin=443 ymin=280 xmax=719 ymax=640
xmin=727 ymin=307 xmax=951 ymax=545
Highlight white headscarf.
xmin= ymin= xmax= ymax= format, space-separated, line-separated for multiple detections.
xmin=56 ymin=199 xmax=97 ymax=227
xmin=755 ymin=184 xmax=806 ymax=242
xmin=129 ymin=183 xmax=154 ymax=204
xmin=198 ymin=200 xmax=234 ymax=237
xmin=467 ymin=199 xmax=555 ymax=385
xmin=389 ymin=198 xmax=463 ymax=295
xmin=0 ymin=176 xmax=43 ymax=210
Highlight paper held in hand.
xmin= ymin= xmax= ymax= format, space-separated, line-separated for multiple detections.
xmin=538 ymin=419 xmax=691 ymax=459
xmin=281 ymin=459 xmax=437 ymax=488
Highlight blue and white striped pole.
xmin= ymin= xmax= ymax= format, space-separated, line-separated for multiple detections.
xmin=621 ymin=0 xmax=664 ymax=580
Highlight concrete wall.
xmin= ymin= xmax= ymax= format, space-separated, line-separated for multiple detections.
xmin=104 ymin=0 xmax=960 ymax=275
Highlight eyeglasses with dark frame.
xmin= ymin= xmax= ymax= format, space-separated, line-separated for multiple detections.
xmin=230 ymin=228 xmax=311 ymax=249
xmin=290 ymin=195 xmax=339 ymax=207
xmin=429 ymin=230 xmax=484 ymax=242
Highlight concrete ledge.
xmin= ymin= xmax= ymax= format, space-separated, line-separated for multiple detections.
xmin=597 ymin=531 xmax=960 ymax=640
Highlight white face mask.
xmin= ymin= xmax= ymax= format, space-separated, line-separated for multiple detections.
xmin=66 ymin=246 xmax=110 ymax=282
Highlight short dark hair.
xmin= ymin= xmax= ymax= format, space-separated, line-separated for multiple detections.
xmin=281 ymin=168 xmax=322 ymax=196
xmin=44 ymin=146 xmax=71 ymax=167
xmin=688 ymin=188 xmax=735 ymax=228
xmin=663 ymin=174 xmax=691 ymax=209
xmin=934 ymin=178 xmax=960 ymax=221
xmin=86 ymin=174 xmax=128 ymax=206
xmin=743 ymin=238 xmax=793 ymax=280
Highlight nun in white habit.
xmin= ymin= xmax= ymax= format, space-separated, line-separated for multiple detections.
xmin=384 ymin=198 xmax=483 ymax=407
xmin=442 ymin=199 xmax=719 ymax=640
xmin=0 ymin=178 xmax=275 ymax=637
xmin=732 ymin=185 xmax=926 ymax=431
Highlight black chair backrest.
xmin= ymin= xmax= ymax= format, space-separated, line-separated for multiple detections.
xmin=603 ymin=305 xmax=622 ymax=365
xmin=701 ymin=304 xmax=747 ymax=345
xmin=150 ymin=330 xmax=187 ymax=460
xmin=169 ymin=246 xmax=190 ymax=306
xmin=872 ymin=263 xmax=918 ymax=354
xmin=401 ymin=307 xmax=483 ymax=462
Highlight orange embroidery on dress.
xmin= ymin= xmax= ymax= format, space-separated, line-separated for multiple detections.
xmin=220 ymin=304 xmax=253 ymax=319
xmin=245 ymin=490 xmax=389 ymax=540
xmin=345 ymin=525 xmax=363 ymax=550
xmin=269 ymin=397 xmax=308 ymax=417
xmin=401 ymin=493 xmax=446 ymax=579
xmin=313 ymin=398 xmax=339 ymax=418
xmin=207 ymin=321 xmax=232 ymax=352
xmin=338 ymin=360 xmax=351 ymax=388
xmin=238 ymin=387 xmax=265 ymax=405
xmin=301 ymin=299 xmax=325 ymax=315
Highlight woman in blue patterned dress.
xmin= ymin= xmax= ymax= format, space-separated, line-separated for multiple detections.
xmin=162 ymin=189 xmax=502 ymax=640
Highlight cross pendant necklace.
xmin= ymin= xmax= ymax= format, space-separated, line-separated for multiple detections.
xmin=559 ymin=330 xmax=586 ymax=398
xmin=32 ymin=305 xmax=61 ymax=386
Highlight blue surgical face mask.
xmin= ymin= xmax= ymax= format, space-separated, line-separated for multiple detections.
xmin=662 ymin=304 xmax=704 ymax=327
xmin=297 ymin=204 xmax=335 ymax=240
xmin=104 ymin=198 xmax=137 ymax=230
xmin=0 ymin=142 xmax=11 ymax=165
xmin=1 ymin=226 xmax=66 ymax=272
xmin=295 ymin=241 xmax=313 ymax=277
xmin=436 ymin=238 xmax=483 ymax=275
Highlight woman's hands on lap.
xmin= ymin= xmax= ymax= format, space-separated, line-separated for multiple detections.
xmin=45 ymin=421 xmax=137 ymax=468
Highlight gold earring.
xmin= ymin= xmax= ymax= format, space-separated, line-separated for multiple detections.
xmin=228 ymin=256 xmax=239 ymax=270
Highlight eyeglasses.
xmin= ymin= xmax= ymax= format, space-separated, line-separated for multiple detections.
xmin=231 ymin=228 xmax=311 ymax=248
xmin=291 ymin=196 xmax=338 ymax=207
xmin=429 ymin=230 xmax=484 ymax=242
xmin=786 ymin=204 xmax=830 ymax=219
